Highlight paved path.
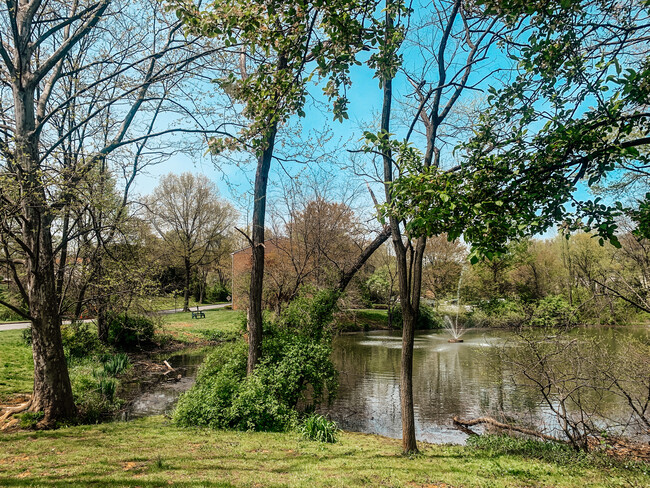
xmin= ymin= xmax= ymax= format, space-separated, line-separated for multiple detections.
xmin=0 ymin=303 xmax=232 ymax=332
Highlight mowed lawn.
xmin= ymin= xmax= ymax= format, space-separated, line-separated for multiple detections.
xmin=1 ymin=416 xmax=648 ymax=488
xmin=0 ymin=308 xmax=243 ymax=401
xmin=160 ymin=308 xmax=244 ymax=342
xmin=0 ymin=329 xmax=33 ymax=402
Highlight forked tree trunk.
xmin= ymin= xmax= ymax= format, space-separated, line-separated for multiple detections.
xmin=380 ymin=4 xmax=421 ymax=452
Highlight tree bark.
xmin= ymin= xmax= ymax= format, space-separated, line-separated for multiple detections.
xmin=15 ymin=80 xmax=77 ymax=424
xmin=378 ymin=7 xmax=420 ymax=451
xmin=183 ymin=256 xmax=192 ymax=312
xmin=247 ymin=119 xmax=279 ymax=375
xmin=335 ymin=225 xmax=391 ymax=292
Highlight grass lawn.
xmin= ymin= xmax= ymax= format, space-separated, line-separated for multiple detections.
xmin=0 ymin=329 xmax=33 ymax=402
xmin=335 ymin=309 xmax=392 ymax=331
xmin=0 ymin=416 xmax=647 ymax=487
xmin=140 ymin=296 xmax=228 ymax=312
xmin=0 ymin=308 xmax=243 ymax=402
xmin=160 ymin=308 xmax=244 ymax=343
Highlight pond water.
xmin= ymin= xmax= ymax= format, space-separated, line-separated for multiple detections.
xmin=319 ymin=327 xmax=650 ymax=444
xmin=121 ymin=348 xmax=207 ymax=420
xmin=121 ymin=327 xmax=649 ymax=445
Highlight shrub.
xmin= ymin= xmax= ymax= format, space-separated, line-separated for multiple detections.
xmin=106 ymin=312 xmax=155 ymax=348
xmin=300 ymin=414 xmax=338 ymax=443
xmin=174 ymin=290 xmax=339 ymax=432
xmin=18 ymin=411 xmax=44 ymax=429
xmin=70 ymin=357 xmax=124 ymax=423
xmin=206 ymin=283 xmax=231 ymax=303
xmin=61 ymin=321 xmax=101 ymax=359
xmin=21 ymin=328 xmax=32 ymax=346
xmin=529 ymin=295 xmax=576 ymax=328
xmin=469 ymin=299 xmax=527 ymax=328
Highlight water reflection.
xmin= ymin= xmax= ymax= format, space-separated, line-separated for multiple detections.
xmin=121 ymin=349 xmax=206 ymax=420
xmin=321 ymin=328 xmax=649 ymax=445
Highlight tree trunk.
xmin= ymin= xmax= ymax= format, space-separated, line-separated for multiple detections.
xmin=400 ymin=304 xmax=418 ymax=453
xmin=183 ymin=256 xmax=191 ymax=312
xmin=15 ymin=84 xmax=76 ymax=425
xmin=247 ymin=119 xmax=279 ymax=375
xmin=379 ymin=5 xmax=419 ymax=452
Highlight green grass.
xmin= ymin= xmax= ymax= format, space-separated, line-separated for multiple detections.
xmin=335 ymin=309 xmax=391 ymax=331
xmin=139 ymin=296 xmax=228 ymax=312
xmin=0 ymin=329 xmax=33 ymax=401
xmin=160 ymin=308 xmax=244 ymax=343
xmin=0 ymin=416 xmax=647 ymax=487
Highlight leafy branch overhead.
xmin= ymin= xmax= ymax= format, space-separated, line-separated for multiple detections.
xmin=384 ymin=0 xmax=650 ymax=262
xmin=169 ymin=0 xmax=381 ymax=152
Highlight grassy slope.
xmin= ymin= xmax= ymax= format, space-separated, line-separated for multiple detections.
xmin=0 ymin=416 xmax=647 ymax=488
xmin=0 ymin=330 xmax=33 ymax=401
xmin=0 ymin=309 xmax=243 ymax=400
xmin=335 ymin=309 xmax=391 ymax=331
xmin=160 ymin=309 xmax=244 ymax=343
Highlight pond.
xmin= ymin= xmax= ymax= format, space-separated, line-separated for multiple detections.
xmin=319 ymin=327 xmax=650 ymax=444
xmin=121 ymin=348 xmax=207 ymax=420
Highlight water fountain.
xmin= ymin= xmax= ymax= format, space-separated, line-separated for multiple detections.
xmin=444 ymin=274 xmax=465 ymax=343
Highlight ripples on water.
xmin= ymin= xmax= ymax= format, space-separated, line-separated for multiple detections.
xmin=320 ymin=328 xmax=650 ymax=445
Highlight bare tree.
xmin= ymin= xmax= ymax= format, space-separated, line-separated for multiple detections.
xmin=145 ymin=172 xmax=236 ymax=312
xmin=0 ymin=0 xmax=232 ymax=424
xmin=370 ymin=0 xmax=507 ymax=453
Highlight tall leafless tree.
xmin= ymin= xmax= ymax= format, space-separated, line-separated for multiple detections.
xmin=0 ymin=0 xmax=233 ymax=424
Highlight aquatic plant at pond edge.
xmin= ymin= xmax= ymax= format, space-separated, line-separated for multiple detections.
xmin=300 ymin=413 xmax=338 ymax=443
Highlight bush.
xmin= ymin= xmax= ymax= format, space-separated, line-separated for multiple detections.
xmin=70 ymin=357 xmax=125 ymax=423
xmin=205 ymin=283 xmax=231 ymax=303
xmin=468 ymin=299 xmax=527 ymax=328
xmin=106 ymin=312 xmax=155 ymax=348
xmin=18 ymin=411 xmax=44 ymax=429
xmin=529 ymin=295 xmax=576 ymax=328
xmin=61 ymin=321 xmax=101 ymax=359
xmin=174 ymin=290 xmax=339 ymax=432
xmin=300 ymin=413 xmax=338 ymax=443
xmin=21 ymin=327 xmax=32 ymax=346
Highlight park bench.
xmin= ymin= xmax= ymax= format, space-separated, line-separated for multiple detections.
xmin=191 ymin=311 xmax=205 ymax=319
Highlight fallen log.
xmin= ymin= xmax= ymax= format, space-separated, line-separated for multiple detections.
xmin=452 ymin=416 xmax=565 ymax=443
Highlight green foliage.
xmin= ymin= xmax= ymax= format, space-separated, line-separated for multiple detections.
xmin=469 ymin=299 xmax=528 ymax=328
xmin=299 ymin=413 xmax=338 ymax=443
xmin=175 ymin=290 xmax=339 ymax=432
xmin=61 ymin=321 xmax=102 ymax=359
xmin=20 ymin=328 xmax=32 ymax=346
xmin=101 ymin=353 xmax=130 ymax=377
xmin=196 ymin=328 xmax=239 ymax=342
xmin=69 ymin=352 xmax=130 ymax=423
xmin=529 ymin=295 xmax=576 ymax=328
xmin=467 ymin=434 xmax=589 ymax=467
xmin=205 ymin=283 xmax=230 ymax=303
xmin=0 ymin=285 xmax=24 ymax=321
xmin=470 ymin=296 xmax=577 ymax=328
xmin=18 ymin=411 xmax=44 ymax=429
xmin=384 ymin=2 xmax=650 ymax=261
xmin=106 ymin=312 xmax=155 ymax=348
